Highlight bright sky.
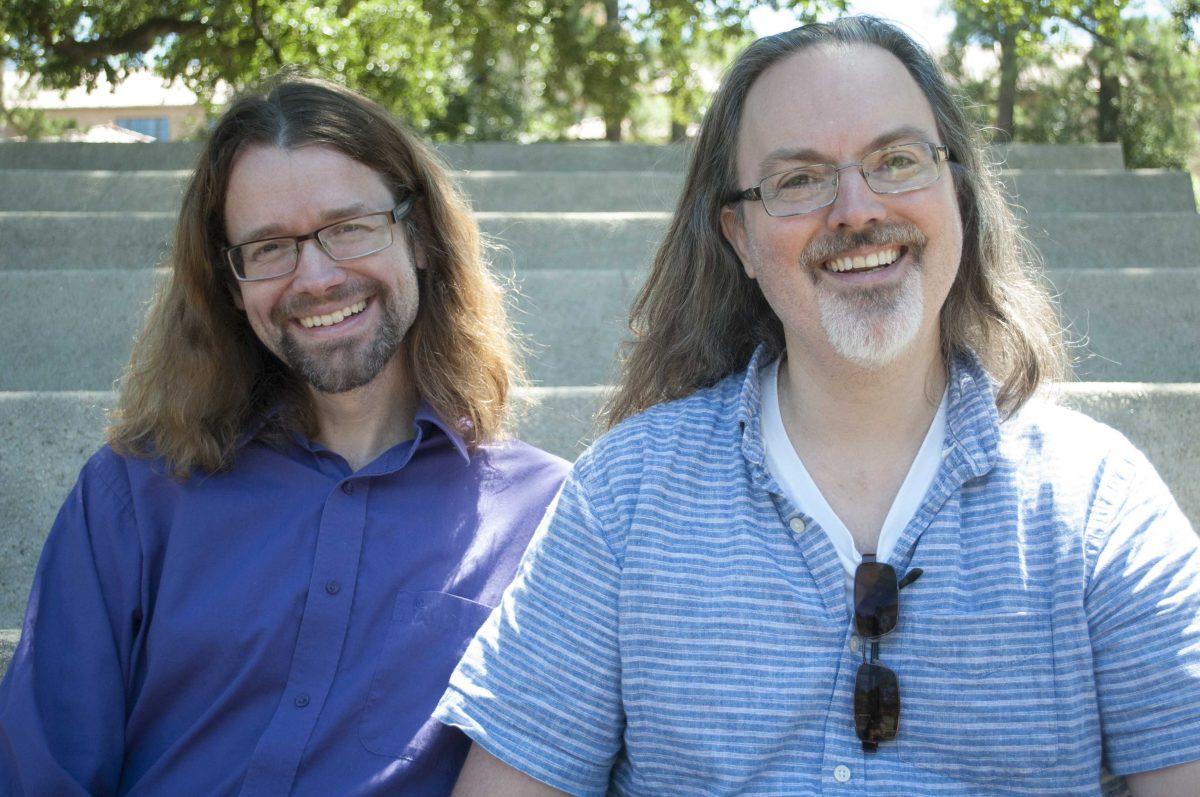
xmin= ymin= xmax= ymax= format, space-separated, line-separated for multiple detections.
xmin=749 ymin=0 xmax=1172 ymax=50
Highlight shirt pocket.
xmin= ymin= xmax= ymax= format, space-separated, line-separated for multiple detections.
xmin=359 ymin=590 xmax=495 ymax=762
xmin=896 ymin=611 xmax=1060 ymax=784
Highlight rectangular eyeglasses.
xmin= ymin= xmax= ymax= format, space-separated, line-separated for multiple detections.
xmin=225 ymin=193 xmax=416 ymax=282
xmin=729 ymin=141 xmax=952 ymax=218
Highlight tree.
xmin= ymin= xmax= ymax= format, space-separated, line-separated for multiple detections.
xmin=1 ymin=0 xmax=842 ymax=141
xmin=642 ymin=0 xmax=843 ymax=141
xmin=948 ymin=11 xmax=1200 ymax=170
xmin=946 ymin=0 xmax=1059 ymax=141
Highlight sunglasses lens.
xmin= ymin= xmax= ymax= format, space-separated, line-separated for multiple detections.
xmin=854 ymin=562 xmax=899 ymax=638
xmin=854 ymin=662 xmax=900 ymax=744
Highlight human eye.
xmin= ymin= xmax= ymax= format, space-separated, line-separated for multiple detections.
xmin=326 ymin=215 xmax=383 ymax=240
xmin=771 ymin=167 xmax=827 ymax=196
xmin=245 ymin=239 xmax=289 ymax=263
xmin=872 ymin=146 xmax=926 ymax=178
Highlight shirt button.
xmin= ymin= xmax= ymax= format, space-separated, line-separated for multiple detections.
xmin=849 ymin=635 xmax=861 ymax=654
xmin=341 ymin=482 xmax=354 ymax=495
xmin=833 ymin=764 xmax=851 ymax=783
xmin=788 ymin=517 xmax=805 ymax=533
xmin=294 ymin=694 xmax=310 ymax=708
xmin=325 ymin=580 xmax=340 ymax=595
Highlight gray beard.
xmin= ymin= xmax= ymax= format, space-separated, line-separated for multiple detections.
xmin=279 ymin=299 xmax=405 ymax=394
xmin=799 ymin=223 xmax=928 ymax=370
xmin=816 ymin=259 xmax=925 ymax=370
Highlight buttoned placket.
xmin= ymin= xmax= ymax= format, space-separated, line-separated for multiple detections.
xmin=237 ymin=475 xmax=370 ymax=795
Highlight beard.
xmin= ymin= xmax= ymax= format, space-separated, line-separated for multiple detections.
xmin=800 ymin=223 xmax=927 ymax=370
xmin=272 ymin=277 xmax=415 ymax=394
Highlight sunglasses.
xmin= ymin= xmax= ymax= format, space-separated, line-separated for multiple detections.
xmin=853 ymin=555 xmax=923 ymax=752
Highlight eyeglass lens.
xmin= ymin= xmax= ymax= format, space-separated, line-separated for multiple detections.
xmin=228 ymin=212 xmax=395 ymax=281
xmin=761 ymin=142 xmax=941 ymax=217
xmin=854 ymin=561 xmax=899 ymax=639
xmin=854 ymin=661 xmax=900 ymax=750
xmin=852 ymin=560 xmax=902 ymax=750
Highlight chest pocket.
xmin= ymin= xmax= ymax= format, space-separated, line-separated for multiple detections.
xmin=895 ymin=612 xmax=1061 ymax=784
xmin=359 ymin=590 xmax=494 ymax=764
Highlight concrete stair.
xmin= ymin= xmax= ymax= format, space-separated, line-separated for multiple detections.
xmin=1 ymin=141 xmax=1197 ymax=676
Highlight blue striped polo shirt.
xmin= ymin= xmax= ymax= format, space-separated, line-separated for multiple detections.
xmin=436 ymin=347 xmax=1200 ymax=795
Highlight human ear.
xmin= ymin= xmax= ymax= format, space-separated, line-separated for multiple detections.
xmin=720 ymin=204 xmax=757 ymax=280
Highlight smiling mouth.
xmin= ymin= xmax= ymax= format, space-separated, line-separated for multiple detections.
xmin=824 ymin=246 xmax=904 ymax=274
xmin=298 ymin=299 xmax=367 ymax=329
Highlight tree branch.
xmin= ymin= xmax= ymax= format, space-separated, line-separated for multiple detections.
xmin=45 ymin=16 xmax=208 ymax=65
xmin=249 ymin=0 xmax=285 ymax=65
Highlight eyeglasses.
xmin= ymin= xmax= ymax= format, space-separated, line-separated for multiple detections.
xmin=853 ymin=556 xmax=923 ymax=752
xmin=225 ymin=193 xmax=417 ymax=282
xmin=728 ymin=142 xmax=952 ymax=218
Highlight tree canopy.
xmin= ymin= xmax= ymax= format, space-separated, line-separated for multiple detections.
xmin=0 ymin=0 xmax=841 ymax=140
xmin=2 ymin=0 xmax=1197 ymax=169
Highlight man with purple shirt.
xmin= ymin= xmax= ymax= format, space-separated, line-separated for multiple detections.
xmin=0 ymin=76 xmax=567 ymax=795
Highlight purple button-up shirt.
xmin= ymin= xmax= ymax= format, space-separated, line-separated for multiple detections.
xmin=0 ymin=405 xmax=568 ymax=796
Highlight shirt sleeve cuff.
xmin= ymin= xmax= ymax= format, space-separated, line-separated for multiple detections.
xmin=434 ymin=688 xmax=613 ymax=797
xmin=1104 ymin=714 xmax=1200 ymax=776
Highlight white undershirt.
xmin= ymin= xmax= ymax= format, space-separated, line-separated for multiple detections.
xmin=760 ymin=358 xmax=947 ymax=606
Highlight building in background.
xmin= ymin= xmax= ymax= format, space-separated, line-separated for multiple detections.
xmin=1 ymin=68 xmax=213 ymax=141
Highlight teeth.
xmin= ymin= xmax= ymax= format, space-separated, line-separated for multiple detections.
xmin=299 ymin=300 xmax=367 ymax=329
xmin=826 ymin=247 xmax=901 ymax=273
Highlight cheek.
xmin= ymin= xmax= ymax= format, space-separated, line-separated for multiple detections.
xmin=238 ymin=287 xmax=282 ymax=334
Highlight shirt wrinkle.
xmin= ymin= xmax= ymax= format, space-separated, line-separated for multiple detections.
xmin=0 ymin=419 xmax=567 ymax=796
xmin=438 ymin=345 xmax=1200 ymax=796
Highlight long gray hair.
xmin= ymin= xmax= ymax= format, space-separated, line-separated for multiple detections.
xmin=602 ymin=16 xmax=1067 ymax=428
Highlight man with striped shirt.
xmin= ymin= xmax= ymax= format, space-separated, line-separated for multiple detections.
xmin=436 ymin=17 xmax=1200 ymax=796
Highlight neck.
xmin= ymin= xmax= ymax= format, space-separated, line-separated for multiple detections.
xmin=778 ymin=336 xmax=947 ymax=458
xmin=775 ymin=337 xmax=948 ymax=553
xmin=307 ymin=356 xmax=420 ymax=472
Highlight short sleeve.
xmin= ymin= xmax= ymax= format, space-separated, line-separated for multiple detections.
xmin=1084 ymin=448 xmax=1200 ymax=776
xmin=435 ymin=461 xmax=624 ymax=796
xmin=0 ymin=450 xmax=143 ymax=794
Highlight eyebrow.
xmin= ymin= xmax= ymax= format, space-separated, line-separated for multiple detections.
xmin=235 ymin=202 xmax=378 ymax=245
xmin=757 ymin=124 xmax=937 ymax=177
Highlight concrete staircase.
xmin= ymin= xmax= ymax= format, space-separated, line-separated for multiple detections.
xmin=1 ymin=140 xmax=1198 ymax=673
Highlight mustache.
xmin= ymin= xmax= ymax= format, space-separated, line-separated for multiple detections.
xmin=798 ymin=222 xmax=927 ymax=270
xmin=271 ymin=278 xmax=383 ymax=322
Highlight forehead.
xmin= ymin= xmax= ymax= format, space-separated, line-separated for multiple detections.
xmin=223 ymin=144 xmax=394 ymax=240
xmin=736 ymin=44 xmax=941 ymax=179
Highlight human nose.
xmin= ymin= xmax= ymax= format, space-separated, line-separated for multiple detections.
xmin=288 ymin=237 xmax=347 ymax=294
xmin=824 ymin=163 xmax=887 ymax=230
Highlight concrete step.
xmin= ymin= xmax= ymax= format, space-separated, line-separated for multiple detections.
xmin=990 ymin=142 xmax=1124 ymax=171
xmin=1 ymin=267 xmax=1196 ymax=391
xmin=1026 ymin=212 xmax=1200 ymax=270
xmin=0 ymin=629 xmax=17 ymax=677
xmin=4 ymin=210 xmax=1199 ymax=273
xmin=1 ymin=381 xmax=1195 ymax=626
xmin=0 ymin=141 xmax=1125 ymax=173
xmin=0 ymin=169 xmax=1193 ymax=214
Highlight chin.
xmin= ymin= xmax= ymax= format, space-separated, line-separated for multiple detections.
xmin=818 ymin=279 xmax=924 ymax=370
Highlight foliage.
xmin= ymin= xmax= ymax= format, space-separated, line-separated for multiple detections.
xmin=0 ymin=0 xmax=841 ymax=141
xmin=945 ymin=0 xmax=1130 ymax=139
xmin=946 ymin=12 xmax=1200 ymax=169
xmin=1111 ymin=16 xmax=1200 ymax=169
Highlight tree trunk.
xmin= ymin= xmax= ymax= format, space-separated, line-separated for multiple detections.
xmin=602 ymin=0 xmax=622 ymax=142
xmin=1094 ymin=45 xmax=1121 ymax=143
xmin=995 ymin=25 xmax=1018 ymax=142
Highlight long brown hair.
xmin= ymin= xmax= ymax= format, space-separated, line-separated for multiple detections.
xmin=108 ymin=75 xmax=522 ymax=477
xmin=602 ymin=16 xmax=1067 ymax=428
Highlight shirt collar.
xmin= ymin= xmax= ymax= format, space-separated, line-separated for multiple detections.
xmin=736 ymin=344 xmax=773 ymax=472
xmin=242 ymin=399 xmax=472 ymax=465
xmin=413 ymin=401 xmax=472 ymax=463
xmin=734 ymin=343 xmax=1000 ymax=480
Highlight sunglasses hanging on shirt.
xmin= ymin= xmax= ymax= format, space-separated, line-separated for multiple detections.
xmin=853 ymin=555 xmax=923 ymax=752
